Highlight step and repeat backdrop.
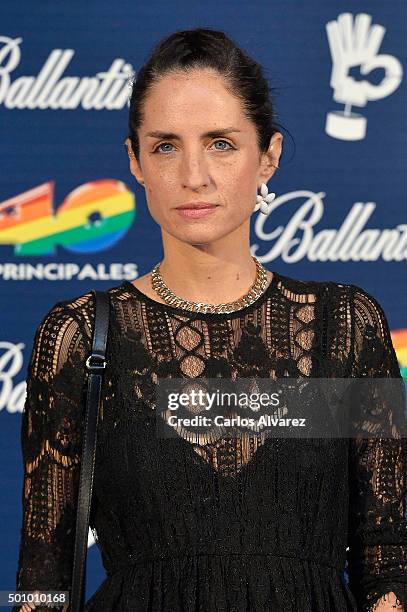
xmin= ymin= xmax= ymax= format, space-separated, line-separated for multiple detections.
xmin=1 ymin=0 xmax=406 ymax=604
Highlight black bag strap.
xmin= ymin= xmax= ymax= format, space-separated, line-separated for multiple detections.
xmin=70 ymin=289 xmax=110 ymax=612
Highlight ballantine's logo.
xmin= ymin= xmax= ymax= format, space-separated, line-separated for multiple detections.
xmin=0 ymin=35 xmax=134 ymax=110
xmin=0 ymin=179 xmax=135 ymax=255
xmin=325 ymin=12 xmax=403 ymax=140
xmin=252 ymin=191 xmax=407 ymax=262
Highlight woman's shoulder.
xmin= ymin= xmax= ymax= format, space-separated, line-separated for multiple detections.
xmin=31 ymin=282 xmax=125 ymax=352
xmin=35 ymin=288 xmax=95 ymax=336
xmin=273 ymin=271 xmax=390 ymax=334
xmin=274 ymin=270 xmax=382 ymax=303
xmin=272 ymin=269 xmax=352 ymax=301
xmin=38 ymin=281 xmax=126 ymax=323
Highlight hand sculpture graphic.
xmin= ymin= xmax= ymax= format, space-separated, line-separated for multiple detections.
xmin=325 ymin=12 xmax=402 ymax=140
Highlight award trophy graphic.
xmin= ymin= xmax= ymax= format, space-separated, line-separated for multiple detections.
xmin=325 ymin=12 xmax=402 ymax=141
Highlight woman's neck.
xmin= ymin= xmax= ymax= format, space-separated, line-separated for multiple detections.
xmin=158 ymin=244 xmax=268 ymax=304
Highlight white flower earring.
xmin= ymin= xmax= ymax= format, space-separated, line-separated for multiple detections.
xmin=254 ymin=183 xmax=276 ymax=215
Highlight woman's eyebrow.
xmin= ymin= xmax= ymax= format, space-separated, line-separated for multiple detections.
xmin=145 ymin=128 xmax=242 ymax=139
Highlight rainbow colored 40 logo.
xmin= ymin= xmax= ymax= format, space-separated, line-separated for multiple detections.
xmin=0 ymin=179 xmax=135 ymax=255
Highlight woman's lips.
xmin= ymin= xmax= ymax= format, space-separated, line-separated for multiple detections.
xmin=175 ymin=206 xmax=219 ymax=219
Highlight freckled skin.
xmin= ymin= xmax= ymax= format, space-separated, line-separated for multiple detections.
xmin=125 ymin=67 xmax=282 ymax=303
xmin=128 ymin=69 xmax=281 ymax=245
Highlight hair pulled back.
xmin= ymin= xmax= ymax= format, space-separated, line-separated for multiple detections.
xmin=127 ymin=28 xmax=282 ymax=163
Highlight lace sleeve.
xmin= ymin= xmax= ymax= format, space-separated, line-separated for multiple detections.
xmin=347 ymin=285 xmax=407 ymax=611
xmin=13 ymin=296 xmax=93 ymax=612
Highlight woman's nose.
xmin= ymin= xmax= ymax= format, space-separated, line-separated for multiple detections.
xmin=180 ymin=152 xmax=210 ymax=191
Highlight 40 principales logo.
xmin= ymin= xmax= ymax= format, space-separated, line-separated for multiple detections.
xmin=0 ymin=180 xmax=135 ymax=255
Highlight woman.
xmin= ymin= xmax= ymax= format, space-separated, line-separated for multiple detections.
xmin=14 ymin=28 xmax=407 ymax=611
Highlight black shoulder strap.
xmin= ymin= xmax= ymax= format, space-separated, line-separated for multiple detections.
xmin=70 ymin=289 xmax=110 ymax=612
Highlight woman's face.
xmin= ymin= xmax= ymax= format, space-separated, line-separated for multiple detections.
xmin=127 ymin=68 xmax=282 ymax=246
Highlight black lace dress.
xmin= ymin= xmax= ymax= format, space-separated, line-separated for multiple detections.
xmin=13 ymin=271 xmax=407 ymax=611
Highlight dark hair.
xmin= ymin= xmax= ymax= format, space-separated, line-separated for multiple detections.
xmin=127 ymin=27 xmax=286 ymax=163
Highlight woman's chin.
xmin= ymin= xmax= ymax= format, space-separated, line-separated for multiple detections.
xmin=165 ymin=224 xmax=226 ymax=244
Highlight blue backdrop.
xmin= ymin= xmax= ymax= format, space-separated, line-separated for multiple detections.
xmin=1 ymin=0 xmax=406 ymax=605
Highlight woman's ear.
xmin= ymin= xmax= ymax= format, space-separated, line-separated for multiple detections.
xmin=125 ymin=138 xmax=145 ymax=186
xmin=258 ymin=131 xmax=283 ymax=184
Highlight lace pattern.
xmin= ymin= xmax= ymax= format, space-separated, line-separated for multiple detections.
xmin=12 ymin=273 xmax=407 ymax=611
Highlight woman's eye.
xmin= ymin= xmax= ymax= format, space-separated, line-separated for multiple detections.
xmin=154 ymin=142 xmax=174 ymax=153
xmin=212 ymin=139 xmax=233 ymax=150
